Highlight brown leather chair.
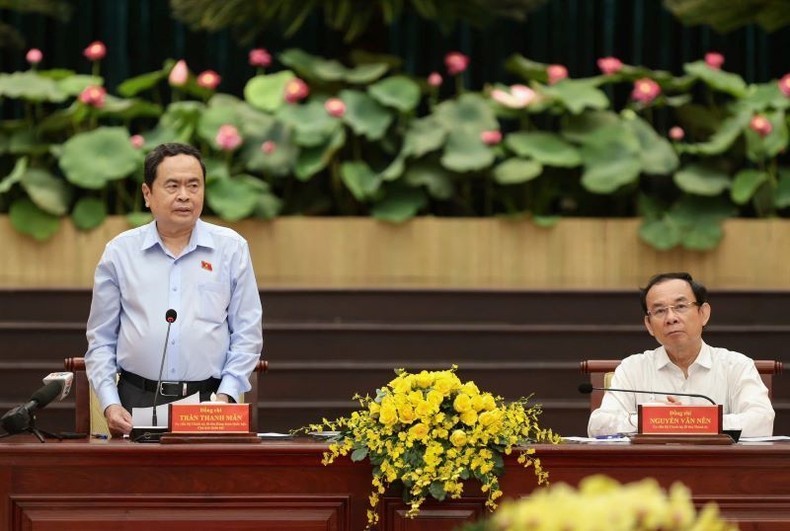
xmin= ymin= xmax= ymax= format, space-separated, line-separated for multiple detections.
xmin=64 ymin=357 xmax=268 ymax=434
xmin=580 ymin=359 xmax=782 ymax=411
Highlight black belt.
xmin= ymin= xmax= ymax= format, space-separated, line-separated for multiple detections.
xmin=120 ymin=369 xmax=221 ymax=398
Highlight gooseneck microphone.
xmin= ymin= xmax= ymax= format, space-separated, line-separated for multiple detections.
xmin=578 ymin=383 xmax=716 ymax=405
xmin=1 ymin=374 xmax=73 ymax=440
xmin=151 ymin=309 xmax=177 ymax=427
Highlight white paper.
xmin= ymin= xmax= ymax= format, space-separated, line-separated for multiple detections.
xmin=257 ymin=432 xmax=293 ymax=438
xmin=132 ymin=392 xmax=200 ymax=428
xmin=739 ymin=435 xmax=790 ymax=442
xmin=562 ymin=436 xmax=631 ymax=443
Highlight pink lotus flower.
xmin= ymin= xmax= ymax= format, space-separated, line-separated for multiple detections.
xmin=480 ymin=130 xmax=502 ymax=146
xmin=668 ymin=127 xmax=685 ymax=141
xmin=79 ymin=85 xmax=107 ymax=108
xmin=427 ymin=72 xmax=442 ymax=87
xmin=26 ymin=48 xmax=43 ymax=65
xmin=249 ymin=48 xmax=272 ymax=68
xmin=749 ymin=115 xmax=772 ymax=137
xmin=597 ymin=57 xmax=623 ymax=75
xmin=260 ymin=141 xmax=276 ymax=154
xmin=130 ymin=135 xmax=145 ymax=149
xmin=631 ymin=78 xmax=661 ymax=104
xmin=547 ymin=64 xmax=568 ymax=85
xmin=779 ymin=74 xmax=790 ymax=97
xmin=168 ymin=60 xmax=189 ymax=87
xmin=705 ymin=52 xmax=725 ymax=70
xmin=83 ymin=41 xmax=106 ymax=61
xmin=324 ymin=98 xmax=346 ymax=118
xmin=215 ymin=124 xmax=242 ymax=151
xmin=445 ymin=52 xmax=469 ymax=76
xmin=284 ymin=78 xmax=309 ymax=103
xmin=490 ymin=84 xmax=536 ymax=109
xmin=196 ymin=70 xmax=221 ymax=90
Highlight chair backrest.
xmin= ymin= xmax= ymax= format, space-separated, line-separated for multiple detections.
xmin=579 ymin=359 xmax=783 ymax=411
xmin=64 ymin=357 xmax=268 ymax=435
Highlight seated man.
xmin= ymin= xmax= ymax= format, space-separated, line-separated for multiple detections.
xmin=588 ymin=272 xmax=774 ymax=437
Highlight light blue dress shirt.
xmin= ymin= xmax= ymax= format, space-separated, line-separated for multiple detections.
xmin=85 ymin=219 xmax=263 ymax=411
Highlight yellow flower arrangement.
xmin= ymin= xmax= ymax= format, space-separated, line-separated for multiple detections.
xmin=307 ymin=366 xmax=561 ymax=529
xmin=464 ymin=474 xmax=737 ymax=531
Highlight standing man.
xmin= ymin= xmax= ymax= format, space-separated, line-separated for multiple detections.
xmin=588 ymin=272 xmax=774 ymax=437
xmin=85 ymin=143 xmax=263 ymax=436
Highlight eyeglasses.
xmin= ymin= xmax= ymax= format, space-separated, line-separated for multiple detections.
xmin=646 ymin=302 xmax=699 ymax=319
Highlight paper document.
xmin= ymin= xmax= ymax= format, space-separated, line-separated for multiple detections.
xmin=132 ymin=392 xmax=200 ymax=428
xmin=739 ymin=435 xmax=790 ymax=442
xmin=562 ymin=436 xmax=631 ymax=443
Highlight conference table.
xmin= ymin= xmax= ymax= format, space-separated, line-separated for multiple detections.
xmin=0 ymin=436 xmax=788 ymax=530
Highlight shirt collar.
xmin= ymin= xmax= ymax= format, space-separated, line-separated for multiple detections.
xmin=655 ymin=341 xmax=711 ymax=370
xmin=140 ymin=218 xmax=215 ymax=253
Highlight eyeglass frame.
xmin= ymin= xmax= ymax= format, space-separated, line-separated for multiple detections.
xmin=645 ymin=301 xmax=700 ymax=319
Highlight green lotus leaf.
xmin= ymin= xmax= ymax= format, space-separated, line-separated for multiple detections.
xmin=561 ymin=110 xmax=621 ymax=144
xmin=403 ymin=117 xmax=447 ymax=158
xmin=126 ymin=212 xmax=153 ymax=227
xmin=0 ymin=156 xmax=27 ymax=194
xmin=368 ymin=76 xmax=421 ymax=113
xmin=295 ymin=128 xmax=346 ymax=181
xmin=21 ymin=167 xmax=71 ymax=215
xmin=379 ymin=154 xmax=405 ymax=182
xmin=71 ymin=197 xmax=107 ymax=231
xmin=341 ymin=161 xmax=381 ymax=201
xmin=775 ymin=168 xmax=790 ymax=209
xmin=542 ymin=79 xmax=610 ymax=114
xmin=435 ymin=93 xmax=499 ymax=132
xmin=197 ymin=100 xmax=244 ymax=148
xmin=343 ymin=63 xmax=390 ymax=84
xmin=625 ymin=116 xmax=679 ymax=175
xmin=207 ymin=174 xmax=263 ymax=221
xmin=580 ymin=124 xmax=642 ymax=193
xmin=684 ymin=61 xmax=747 ymax=97
xmin=278 ymin=100 xmax=340 ymax=147
xmin=737 ymin=82 xmax=790 ymax=112
xmin=159 ymin=101 xmax=205 ymax=141
xmin=731 ymin=169 xmax=769 ymax=205
xmin=681 ymin=110 xmax=751 ymax=156
xmin=371 ymin=186 xmax=427 ymax=222
xmin=244 ymin=71 xmax=295 ymax=112
xmin=99 ymin=96 xmax=162 ymax=121
xmin=532 ymin=215 xmax=560 ymax=228
xmin=745 ymin=110 xmax=789 ymax=162
xmin=57 ymin=75 xmax=103 ymax=97
xmin=241 ymin=122 xmax=297 ymax=177
xmin=279 ymin=48 xmax=388 ymax=84
xmin=639 ymin=217 xmax=683 ymax=251
xmin=0 ymin=71 xmax=66 ymax=102
xmin=253 ymin=192 xmax=283 ymax=220
xmin=441 ymin=129 xmax=495 ymax=172
xmin=60 ymin=127 xmax=143 ymax=189
xmin=117 ymin=69 xmax=166 ymax=98
xmin=505 ymin=132 xmax=581 ymax=167
xmin=404 ymin=160 xmax=454 ymax=199
xmin=9 ymin=198 xmax=61 ymax=241
xmin=339 ymin=89 xmax=393 ymax=141
xmin=493 ymin=158 xmax=543 ymax=184
xmin=673 ymin=164 xmax=731 ymax=196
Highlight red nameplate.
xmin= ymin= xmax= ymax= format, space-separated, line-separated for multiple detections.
xmin=638 ymin=404 xmax=722 ymax=435
xmin=169 ymin=403 xmax=251 ymax=434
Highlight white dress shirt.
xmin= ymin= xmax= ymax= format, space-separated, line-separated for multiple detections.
xmin=85 ymin=219 xmax=263 ymax=411
xmin=587 ymin=342 xmax=774 ymax=437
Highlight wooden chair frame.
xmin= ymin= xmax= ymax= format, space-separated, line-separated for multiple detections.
xmin=580 ymin=359 xmax=782 ymax=411
xmin=64 ymin=357 xmax=268 ymax=434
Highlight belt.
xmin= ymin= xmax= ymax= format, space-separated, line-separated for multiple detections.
xmin=120 ymin=369 xmax=221 ymax=398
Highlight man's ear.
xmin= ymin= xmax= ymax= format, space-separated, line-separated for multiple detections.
xmin=700 ymin=302 xmax=711 ymax=327
xmin=142 ymin=183 xmax=151 ymax=207
xmin=644 ymin=315 xmax=655 ymax=337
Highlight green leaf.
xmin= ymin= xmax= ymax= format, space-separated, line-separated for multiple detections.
xmin=71 ymin=197 xmax=107 ymax=230
xmin=117 ymin=69 xmax=166 ymax=98
xmin=368 ymin=76 xmax=421 ymax=112
xmin=340 ymin=161 xmax=381 ymax=200
xmin=542 ymin=79 xmax=610 ymax=114
xmin=126 ymin=212 xmax=152 ymax=227
xmin=681 ymin=110 xmax=751 ymax=156
xmin=59 ymin=127 xmax=143 ymax=189
xmin=20 ymin=168 xmax=71 ymax=215
xmin=639 ymin=217 xmax=682 ymax=251
xmin=493 ymin=158 xmax=543 ymax=184
xmin=371 ymin=186 xmax=427 ymax=222
xmin=9 ymin=198 xmax=61 ymax=241
xmin=207 ymin=174 xmax=263 ymax=221
xmin=241 ymin=122 xmax=297 ymax=177
xmin=731 ymin=169 xmax=769 ymax=205
xmin=775 ymin=168 xmax=790 ymax=209
xmin=738 ymin=82 xmax=790 ymax=113
xmin=684 ymin=61 xmax=747 ymax=97
xmin=673 ymin=164 xmax=731 ymax=196
xmin=279 ymin=48 xmax=388 ymax=84
xmin=350 ymin=447 xmax=369 ymax=462
xmin=580 ymin=124 xmax=642 ymax=194
xmin=403 ymin=117 xmax=447 ymax=158
xmin=744 ymin=110 xmax=789 ymax=162
xmin=0 ymin=71 xmax=66 ymax=102
xmin=253 ymin=192 xmax=283 ymax=220
xmin=277 ymin=100 xmax=340 ymax=147
xmin=441 ymin=129 xmax=495 ymax=172
xmin=244 ymin=71 xmax=295 ymax=112
xmin=561 ymin=110 xmax=621 ymax=144
xmin=57 ymin=75 xmax=103 ymax=97
xmin=0 ymin=156 xmax=27 ymax=194
xmin=435 ymin=93 xmax=499 ymax=133
xmin=625 ymin=116 xmax=679 ymax=175
xmin=505 ymin=132 xmax=581 ymax=167
xmin=339 ymin=89 xmax=393 ymax=141
xmin=428 ymin=481 xmax=447 ymax=502
xmin=295 ymin=128 xmax=346 ymax=180
xmin=403 ymin=160 xmax=454 ymax=199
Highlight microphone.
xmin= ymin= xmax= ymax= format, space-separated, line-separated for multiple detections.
xmin=151 ymin=309 xmax=177 ymax=427
xmin=578 ymin=383 xmax=716 ymax=405
xmin=42 ymin=372 xmax=74 ymax=400
xmin=1 ymin=379 xmax=67 ymax=435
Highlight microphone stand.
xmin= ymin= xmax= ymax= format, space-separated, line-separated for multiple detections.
xmin=152 ymin=316 xmax=176 ymax=427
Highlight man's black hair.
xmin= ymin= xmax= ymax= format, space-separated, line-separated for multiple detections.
xmin=143 ymin=143 xmax=206 ymax=187
xmin=639 ymin=272 xmax=708 ymax=315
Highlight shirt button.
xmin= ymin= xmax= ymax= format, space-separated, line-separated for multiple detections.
xmin=172 ymin=287 xmax=177 ymax=292
xmin=171 ymin=339 xmax=175 ymax=345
